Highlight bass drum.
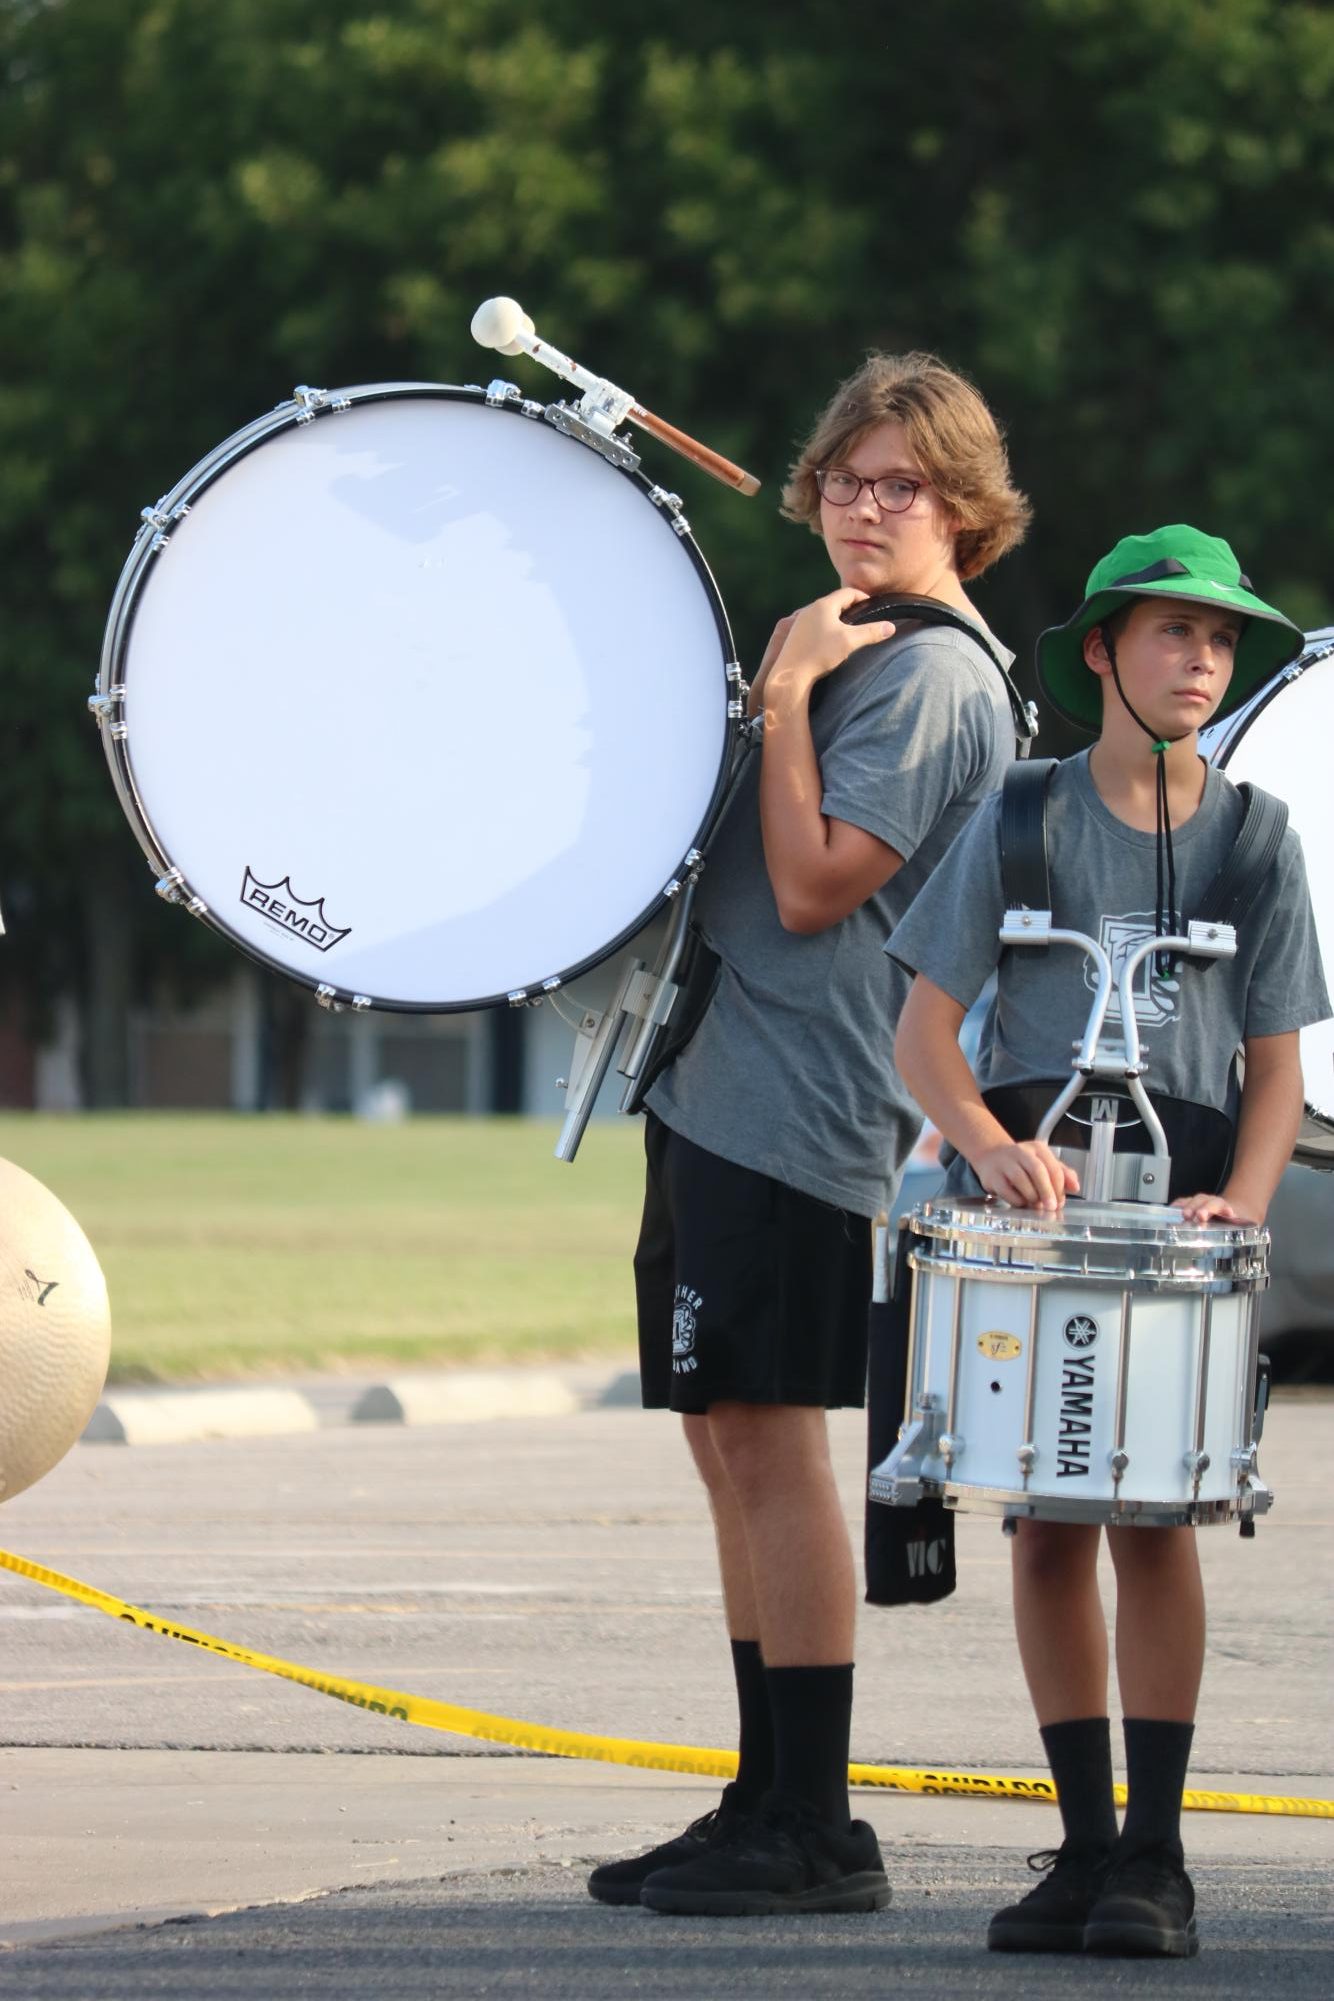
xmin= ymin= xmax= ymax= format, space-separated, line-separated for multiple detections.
xmin=1201 ymin=628 xmax=1334 ymax=1166
xmin=93 ymin=383 xmax=740 ymax=1010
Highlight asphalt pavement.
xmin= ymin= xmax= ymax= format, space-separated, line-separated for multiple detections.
xmin=0 ymin=1387 xmax=1330 ymax=1997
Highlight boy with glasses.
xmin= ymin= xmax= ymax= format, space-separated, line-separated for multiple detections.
xmin=888 ymin=524 xmax=1328 ymax=1956
xmin=587 ymin=352 xmax=1031 ymax=1916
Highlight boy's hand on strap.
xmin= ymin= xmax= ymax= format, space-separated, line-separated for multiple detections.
xmin=973 ymin=1140 xmax=1079 ymax=1213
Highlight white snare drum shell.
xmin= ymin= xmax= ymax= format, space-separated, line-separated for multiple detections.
xmin=901 ymin=1200 xmax=1268 ymax=1525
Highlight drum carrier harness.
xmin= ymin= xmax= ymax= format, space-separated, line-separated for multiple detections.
xmin=600 ymin=597 xmax=1038 ymax=1133
xmin=988 ymin=757 xmax=1289 ymax=1204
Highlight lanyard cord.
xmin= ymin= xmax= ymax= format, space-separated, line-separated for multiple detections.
xmin=1103 ymin=635 xmax=1182 ymax=976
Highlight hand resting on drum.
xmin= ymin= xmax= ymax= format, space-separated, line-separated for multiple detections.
xmin=896 ymin=976 xmax=1079 ymax=1213
xmin=1173 ymin=1192 xmax=1248 ymax=1225
xmin=974 ymin=1139 xmax=1080 ymax=1213
xmin=1173 ymin=1034 xmax=1304 ymax=1226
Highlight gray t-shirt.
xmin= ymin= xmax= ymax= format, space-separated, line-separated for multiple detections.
xmin=886 ymin=751 xmax=1330 ymax=1184
xmin=646 ymin=623 xmax=1016 ymax=1217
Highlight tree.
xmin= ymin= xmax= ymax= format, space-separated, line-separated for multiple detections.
xmin=3 ymin=0 xmax=1331 ymax=1097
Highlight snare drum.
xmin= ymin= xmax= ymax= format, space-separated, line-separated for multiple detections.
xmin=869 ymin=1198 xmax=1271 ymax=1527
xmin=1202 ymin=627 xmax=1334 ymax=1166
xmin=93 ymin=383 xmax=740 ymax=1010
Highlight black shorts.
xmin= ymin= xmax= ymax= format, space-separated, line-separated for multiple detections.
xmin=634 ymin=1112 xmax=872 ymax=1413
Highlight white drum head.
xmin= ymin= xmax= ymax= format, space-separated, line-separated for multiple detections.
xmin=1202 ymin=631 xmax=1334 ymax=1144
xmin=106 ymin=388 xmax=734 ymax=1008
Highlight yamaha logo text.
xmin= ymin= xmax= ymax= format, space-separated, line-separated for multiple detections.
xmin=1057 ymin=1315 xmax=1099 ymax=1477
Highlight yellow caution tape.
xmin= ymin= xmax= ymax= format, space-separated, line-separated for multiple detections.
xmin=3 ymin=1547 xmax=1331 ymax=1819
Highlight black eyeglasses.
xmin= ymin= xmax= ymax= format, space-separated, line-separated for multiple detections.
xmin=815 ymin=467 xmax=928 ymax=513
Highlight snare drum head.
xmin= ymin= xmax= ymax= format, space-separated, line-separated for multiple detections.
xmin=107 ymin=388 xmax=733 ymax=1008
xmin=1202 ymin=632 xmax=1334 ymax=1134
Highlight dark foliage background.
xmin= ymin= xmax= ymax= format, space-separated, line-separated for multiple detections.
xmin=3 ymin=0 xmax=1331 ymax=1098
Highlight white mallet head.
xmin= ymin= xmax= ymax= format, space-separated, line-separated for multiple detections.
xmin=0 ymin=1157 xmax=111 ymax=1504
xmin=470 ymin=296 xmax=535 ymax=357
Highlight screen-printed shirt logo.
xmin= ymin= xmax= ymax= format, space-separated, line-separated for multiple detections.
xmin=1084 ymin=913 xmax=1181 ymax=1028
xmin=672 ymin=1286 xmax=703 ymax=1374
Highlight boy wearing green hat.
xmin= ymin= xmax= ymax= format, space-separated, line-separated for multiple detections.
xmin=885 ymin=524 xmax=1329 ymax=1958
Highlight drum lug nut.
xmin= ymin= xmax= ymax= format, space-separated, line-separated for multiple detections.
xmin=293 ymin=384 xmax=329 ymax=423
xmin=87 ymin=685 xmax=125 ymax=721
xmin=648 ymin=486 xmax=691 ymax=536
xmin=291 ymin=384 xmax=349 ymax=422
xmin=1184 ymin=1449 xmax=1211 ymax=1480
xmin=154 ymin=867 xmax=206 ymax=918
xmin=938 ymin=1431 xmax=963 ymax=1468
xmin=1108 ymin=1448 xmax=1129 ymax=1481
xmin=1231 ymin=1444 xmax=1259 ymax=1474
xmin=1016 ymin=1443 xmax=1038 ymax=1475
xmin=138 ymin=499 xmax=189 ymax=540
xmin=315 ymin=984 xmax=345 ymax=1012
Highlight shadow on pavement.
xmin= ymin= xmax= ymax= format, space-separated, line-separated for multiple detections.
xmin=2 ymin=1856 xmax=1330 ymax=2001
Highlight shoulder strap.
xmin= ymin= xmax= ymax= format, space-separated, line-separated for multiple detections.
xmin=1000 ymin=757 xmax=1058 ymax=914
xmin=841 ymin=593 xmax=1039 ymax=755
xmin=1191 ymin=781 xmax=1289 ymax=938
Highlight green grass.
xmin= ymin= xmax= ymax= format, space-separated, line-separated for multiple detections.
xmin=0 ymin=1115 xmax=645 ymax=1384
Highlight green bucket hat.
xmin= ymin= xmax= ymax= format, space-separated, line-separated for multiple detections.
xmin=1036 ymin=524 xmax=1305 ymax=733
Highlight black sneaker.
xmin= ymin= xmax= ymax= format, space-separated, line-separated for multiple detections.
xmin=586 ymin=1784 xmax=753 ymax=1906
xmin=1083 ymin=1840 xmax=1199 ymax=1958
xmin=639 ymin=1792 xmax=891 ymax=1916
xmin=987 ymin=1842 xmax=1114 ymax=1953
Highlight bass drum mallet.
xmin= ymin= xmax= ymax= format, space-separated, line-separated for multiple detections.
xmin=470 ymin=295 xmax=760 ymax=497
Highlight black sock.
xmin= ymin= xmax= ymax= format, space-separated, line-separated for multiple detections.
xmin=729 ymin=1639 xmax=773 ymax=1807
xmin=765 ymin=1663 xmax=854 ymax=1827
xmin=1040 ymin=1717 xmax=1119 ymax=1851
xmin=1121 ymin=1717 xmax=1194 ymax=1853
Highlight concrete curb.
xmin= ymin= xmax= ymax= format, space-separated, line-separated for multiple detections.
xmin=84 ymin=1388 xmax=321 ymax=1447
xmin=350 ymin=1372 xmax=580 ymax=1425
xmin=82 ymin=1365 xmax=641 ymax=1446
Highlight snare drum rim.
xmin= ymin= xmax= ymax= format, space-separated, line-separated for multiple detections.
xmin=94 ymin=382 xmax=741 ymax=1013
xmin=906 ymin=1246 xmax=1268 ymax=1294
xmin=907 ymin=1197 xmax=1268 ymax=1291
xmin=911 ymin=1196 xmax=1268 ymax=1252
